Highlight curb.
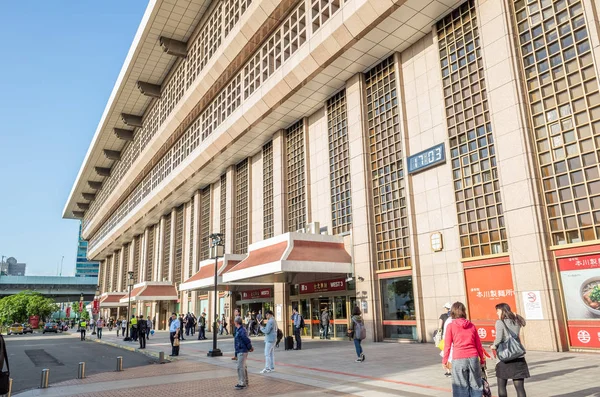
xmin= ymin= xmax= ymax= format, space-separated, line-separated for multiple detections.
xmin=84 ymin=336 xmax=179 ymax=362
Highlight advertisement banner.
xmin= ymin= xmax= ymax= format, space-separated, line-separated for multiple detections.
xmin=300 ymin=278 xmax=346 ymax=294
xmin=79 ymin=300 xmax=83 ymax=312
xmin=240 ymin=288 xmax=272 ymax=300
xmin=557 ymin=254 xmax=600 ymax=348
xmin=464 ymin=265 xmax=517 ymax=342
xmin=29 ymin=315 xmax=40 ymax=329
xmin=66 ymin=306 xmax=71 ymax=318
xmin=92 ymin=299 xmax=99 ymax=315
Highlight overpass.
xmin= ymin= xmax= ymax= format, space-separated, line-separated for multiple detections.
xmin=0 ymin=276 xmax=98 ymax=302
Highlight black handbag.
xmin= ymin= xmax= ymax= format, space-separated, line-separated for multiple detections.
xmin=497 ymin=320 xmax=526 ymax=362
xmin=0 ymin=335 xmax=10 ymax=394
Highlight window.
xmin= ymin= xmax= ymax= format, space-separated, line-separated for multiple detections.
xmin=220 ymin=174 xmax=227 ymax=242
xmin=380 ymin=276 xmax=417 ymax=339
xmin=200 ymin=187 xmax=211 ymax=261
xmin=286 ymin=120 xmax=307 ymax=231
xmin=263 ymin=141 xmax=274 ymax=239
xmin=235 ymin=159 xmax=249 ymax=254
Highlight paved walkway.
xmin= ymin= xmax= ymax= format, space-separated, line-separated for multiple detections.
xmin=14 ymin=329 xmax=600 ymax=396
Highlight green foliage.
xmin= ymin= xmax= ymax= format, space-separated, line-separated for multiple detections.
xmin=71 ymin=302 xmax=90 ymax=320
xmin=0 ymin=291 xmax=58 ymax=324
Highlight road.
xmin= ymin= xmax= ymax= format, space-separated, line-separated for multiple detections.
xmin=3 ymin=332 xmax=154 ymax=393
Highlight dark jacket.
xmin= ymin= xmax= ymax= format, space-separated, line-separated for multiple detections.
xmin=234 ymin=326 xmax=252 ymax=355
xmin=199 ymin=316 xmax=206 ymax=327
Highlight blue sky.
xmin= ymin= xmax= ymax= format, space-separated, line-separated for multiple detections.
xmin=0 ymin=1 xmax=147 ymax=275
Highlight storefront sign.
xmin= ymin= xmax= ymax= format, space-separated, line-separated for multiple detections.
xmin=522 ymin=291 xmax=544 ymax=320
xmin=464 ymin=265 xmax=516 ymax=342
xmin=300 ymin=278 xmax=346 ymax=294
xmin=241 ymin=288 xmax=272 ymax=300
xmin=276 ymin=304 xmax=282 ymax=322
xmin=558 ymin=254 xmax=600 ymax=348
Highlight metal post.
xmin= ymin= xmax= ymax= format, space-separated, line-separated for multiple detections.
xmin=77 ymin=362 xmax=86 ymax=379
xmin=207 ymin=253 xmax=222 ymax=357
xmin=40 ymin=369 xmax=49 ymax=388
xmin=116 ymin=356 xmax=123 ymax=372
xmin=158 ymin=351 xmax=165 ymax=364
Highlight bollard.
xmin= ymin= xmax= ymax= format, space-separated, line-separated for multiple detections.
xmin=40 ymin=369 xmax=49 ymax=389
xmin=77 ymin=362 xmax=86 ymax=379
xmin=116 ymin=356 xmax=123 ymax=372
xmin=159 ymin=351 xmax=165 ymax=364
xmin=8 ymin=377 xmax=12 ymax=397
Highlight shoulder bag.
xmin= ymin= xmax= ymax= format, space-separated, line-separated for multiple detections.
xmin=0 ymin=335 xmax=10 ymax=394
xmin=496 ymin=320 xmax=526 ymax=362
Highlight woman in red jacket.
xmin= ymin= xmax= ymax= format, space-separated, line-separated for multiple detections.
xmin=442 ymin=302 xmax=486 ymax=396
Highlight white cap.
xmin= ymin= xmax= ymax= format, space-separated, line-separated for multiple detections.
xmin=443 ymin=302 xmax=451 ymax=309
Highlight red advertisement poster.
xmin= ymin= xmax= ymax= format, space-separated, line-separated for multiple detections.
xmin=558 ymin=254 xmax=600 ymax=348
xmin=464 ymin=265 xmax=517 ymax=342
xmin=79 ymin=300 xmax=83 ymax=312
xmin=300 ymin=278 xmax=346 ymax=294
xmin=92 ymin=299 xmax=99 ymax=314
xmin=29 ymin=315 xmax=39 ymax=329
xmin=66 ymin=306 xmax=71 ymax=318
xmin=241 ymin=288 xmax=272 ymax=300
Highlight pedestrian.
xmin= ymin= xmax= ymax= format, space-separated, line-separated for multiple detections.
xmin=245 ymin=311 xmax=251 ymax=332
xmin=116 ymin=319 xmax=121 ymax=336
xmin=130 ymin=315 xmax=138 ymax=341
xmin=231 ymin=308 xmax=240 ymax=360
xmin=90 ymin=318 xmax=96 ymax=334
xmin=437 ymin=302 xmax=452 ymax=377
xmin=146 ymin=317 xmax=153 ymax=340
xmin=190 ymin=313 xmax=197 ymax=336
xmin=185 ymin=313 xmax=191 ymax=336
xmin=79 ymin=318 xmax=87 ymax=341
xmin=256 ymin=310 xmax=263 ymax=335
xmin=259 ymin=309 xmax=277 ymax=373
xmin=491 ymin=303 xmax=529 ymax=397
xmin=321 ymin=306 xmax=330 ymax=339
xmin=109 ymin=318 xmax=114 ymax=331
xmin=220 ymin=314 xmax=229 ymax=335
xmin=291 ymin=307 xmax=302 ymax=350
xmin=233 ymin=316 xmax=253 ymax=390
xmin=441 ymin=310 xmax=455 ymax=377
xmin=442 ymin=302 xmax=486 ymax=397
xmin=198 ymin=312 xmax=207 ymax=340
xmin=138 ymin=315 xmax=147 ymax=349
xmin=96 ymin=317 xmax=104 ymax=339
xmin=179 ymin=314 xmax=186 ymax=340
xmin=121 ymin=317 xmax=127 ymax=337
xmin=350 ymin=306 xmax=366 ymax=362
xmin=169 ymin=313 xmax=180 ymax=357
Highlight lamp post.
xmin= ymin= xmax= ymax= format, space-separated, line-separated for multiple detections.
xmin=92 ymin=285 xmax=100 ymax=335
xmin=207 ymin=233 xmax=224 ymax=357
xmin=123 ymin=271 xmax=134 ymax=342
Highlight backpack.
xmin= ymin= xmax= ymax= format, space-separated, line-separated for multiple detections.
xmin=276 ymin=328 xmax=284 ymax=343
xmin=299 ymin=316 xmax=305 ymax=329
xmin=354 ymin=320 xmax=366 ymax=340
xmin=138 ymin=320 xmax=147 ymax=332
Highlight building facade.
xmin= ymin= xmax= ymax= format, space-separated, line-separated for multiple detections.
xmin=75 ymin=222 xmax=100 ymax=277
xmin=63 ymin=0 xmax=600 ymax=351
xmin=0 ymin=257 xmax=26 ymax=276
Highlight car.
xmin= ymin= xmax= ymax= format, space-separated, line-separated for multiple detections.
xmin=22 ymin=324 xmax=33 ymax=334
xmin=43 ymin=322 xmax=58 ymax=334
xmin=8 ymin=323 xmax=23 ymax=335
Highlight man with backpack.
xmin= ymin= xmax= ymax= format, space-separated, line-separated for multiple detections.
xmin=291 ymin=307 xmax=303 ymax=350
xmin=138 ymin=315 xmax=147 ymax=349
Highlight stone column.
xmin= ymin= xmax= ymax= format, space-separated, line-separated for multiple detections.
xmin=153 ymin=223 xmax=161 ymax=282
xmin=141 ymin=227 xmax=149 ymax=283
xmin=169 ymin=208 xmax=177 ymax=283
xmin=225 ymin=166 xmax=235 ymax=254
xmin=250 ymin=151 xmax=264 ymax=243
xmin=157 ymin=217 xmax=166 ymax=282
xmin=117 ymin=247 xmax=126 ymax=292
xmin=476 ymin=0 xmax=564 ymax=351
xmin=109 ymin=253 xmax=116 ymax=292
xmin=272 ymin=130 xmax=287 ymax=235
xmin=345 ymin=72 xmax=381 ymax=341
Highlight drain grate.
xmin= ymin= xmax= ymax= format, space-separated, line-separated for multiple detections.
xmin=25 ymin=349 xmax=64 ymax=367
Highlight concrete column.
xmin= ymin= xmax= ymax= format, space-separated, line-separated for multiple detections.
xmin=302 ymin=117 xmax=312 ymax=224
xmin=169 ymin=208 xmax=177 ymax=283
xmin=109 ymin=252 xmax=116 ymax=292
xmin=157 ymin=217 xmax=165 ymax=281
xmin=246 ymin=157 xmax=253 ymax=248
xmin=476 ymin=0 xmax=564 ymax=351
xmin=128 ymin=240 xmax=135 ymax=272
xmin=213 ymin=180 xmax=222 ymax=236
xmin=98 ymin=259 xmax=105 ymax=293
xmin=225 ymin=166 xmax=235 ymax=254
xmin=274 ymin=282 xmax=290 ymax=334
xmin=153 ymin=223 xmax=161 ymax=282
xmin=117 ymin=247 xmax=126 ymax=291
xmin=192 ymin=191 xmax=201 ymax=273
xmin=141 ymin=227 xmax=149 ymax=282
xmin=251 ymin=151 xmax=264 ymax=243
xmin=272 ymin=130 xmax=287 ymax=235
xmin=183 ymin=201 xmax=192 ymax=283
xmin=345 ymin=72 xmax=381 ymax=341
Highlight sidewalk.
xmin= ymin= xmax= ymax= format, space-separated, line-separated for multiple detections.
xmin=16 ymin=328 xmax=600 ymax=396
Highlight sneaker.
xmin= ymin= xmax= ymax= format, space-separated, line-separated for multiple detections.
xmin=445 ymin=372 xmax=451 ymax=377
xmin=355 ymin=358 xmax=362 ymax=362
xmin=235 ymin=384 xmax=246 ymax=390
xmin=231 ymin=357 xmax=237 ymax=361
xmin=360 ymin=353 xmax=365 ymax=362
xmin=260 ymin=368 xmax=271 ymax=374
xmin=269 ymin=368 xmax=275 ymax=372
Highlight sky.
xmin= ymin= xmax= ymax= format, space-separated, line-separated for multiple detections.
xmin=0 ymin=1 xmax=148 ymax=276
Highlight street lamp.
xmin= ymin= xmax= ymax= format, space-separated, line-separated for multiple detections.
xmin=123 ymin=271 xmax=134 ymax=342
xmin=207 ymin=233 xmax=224 ymax=358
xmin=92 ymin=285 xmax=100 ymax=335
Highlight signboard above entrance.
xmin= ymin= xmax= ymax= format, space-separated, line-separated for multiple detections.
xmin=241 ymin=288 xmax=272 ymax=300
xmin=407 ymin=143 xmax=445 ymax=174
xmin=300 ymin=278 xmax=346 ymax=294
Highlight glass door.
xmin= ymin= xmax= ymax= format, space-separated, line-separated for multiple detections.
xmin=300 ymin=299 xmax=311 ymax=337
xmin=289 ymin=300 xmax=299 ymax=336
xmin=333 ymin=296 xmax=347 ymax=339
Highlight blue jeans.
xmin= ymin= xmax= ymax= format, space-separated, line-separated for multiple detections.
xmin=353 ymin=338 xmax=362 ymax=357
xmin=265 ymin=341 xmax=275 ymax=370
xmin=451 ymin=357 xmax=483 ymax=397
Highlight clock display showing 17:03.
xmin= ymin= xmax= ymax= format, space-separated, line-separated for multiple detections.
xmin=407 ymin=143 xmax=446 ymax=174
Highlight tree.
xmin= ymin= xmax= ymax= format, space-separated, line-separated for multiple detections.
xmin=0 ymin=291 xmax=58 ymax=325
xmin=71 ymin=302 xmax=90 ymax=320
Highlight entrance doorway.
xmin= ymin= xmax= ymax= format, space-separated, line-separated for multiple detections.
xmin=290 ymin=295 xmax=354 ymax=340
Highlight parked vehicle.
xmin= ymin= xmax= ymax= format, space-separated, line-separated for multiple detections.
xmin=22 ymin=323 xmax=33 ymax=334
xmin=8 ymin=323 xmax=23 ymax=335
xmin=43 ymin=322 xmax=59 ymax=334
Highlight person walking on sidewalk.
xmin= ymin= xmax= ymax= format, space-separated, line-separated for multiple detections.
xmin=198 ymin=312 xmax=207 ymax=340
xmin=96 ymin=317 xmax=104 ymax=339
xmin=350 ymin=306 xmax=366 ymax=362
xmin=231 ymin=308 xmax=240 ymax=360
xmin=442 ymin=302 xmax=486 ymax=397
xmin=179 ymin=314 xmax=186 ymax=340
xmin=146 ymin=317 xmax=153 ymax=340
xmin=138 ymin=315 xmax=147 ymax=349
xmin=190 ymin=313 xmax=197 ymax=337
xmin=291 ymin=307 xmax=303 ymax=350
xmin=120 ymin=318 xmax=126 ymax=337
xmin=220 ymin=314 xmax=229 ymax=335
xmin=234 ymin=316 xmax=253 ymax=390
xmin=491 ymin=303 xmax=529 ymax=397
xmin=437 ymin=302 xmax=453 ymax=377
xmin=259 ymin=310 xmax=277 ymax=373
xmin=169 ymin=313 xmax=180 ymax=356
xmin=321 ymin=307 xmax=330 ymax=339
xmin=79 ymin=319 xmax=87 ymax=341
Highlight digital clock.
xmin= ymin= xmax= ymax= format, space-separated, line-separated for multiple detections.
xmin=407 ymin=143 xmax=446 ymax=174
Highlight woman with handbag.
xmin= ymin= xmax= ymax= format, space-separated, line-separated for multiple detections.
xmin=491 ymin=303 xmax=529 ymax=397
